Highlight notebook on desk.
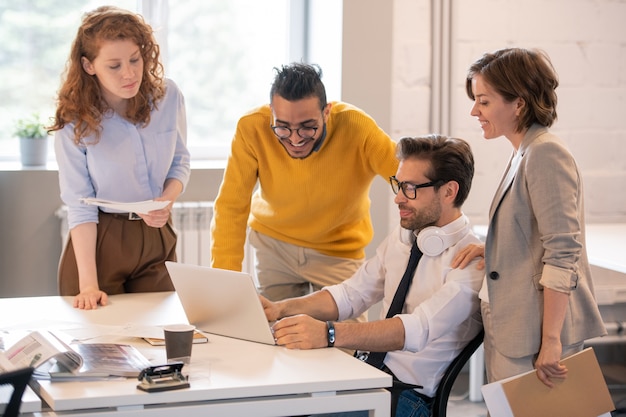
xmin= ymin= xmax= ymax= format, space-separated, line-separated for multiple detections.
xmin=165 ymin=262 xmax=276 ymax=345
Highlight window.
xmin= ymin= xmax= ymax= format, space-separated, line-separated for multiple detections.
xmin=0 ymin=1 xmax=342 ymax=163
xmin=0 ymin=0 xmax=137 ymax=162
xmin=152 ymin=0 xmax=290 ymax=159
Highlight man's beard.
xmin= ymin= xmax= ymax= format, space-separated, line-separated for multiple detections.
xmin=399 ymin=196 xmax=441 ymax=232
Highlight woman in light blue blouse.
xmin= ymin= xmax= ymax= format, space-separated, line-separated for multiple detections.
xmin=50 ymin=6 xmax=190 ymax=310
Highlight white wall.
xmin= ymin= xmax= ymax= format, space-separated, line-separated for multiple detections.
xmin=386 ymin=0 xmax=626 ymax=227
xmin=342 ymin=0 xmax=395 ymax=258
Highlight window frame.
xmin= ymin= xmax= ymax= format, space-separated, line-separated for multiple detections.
xmin=0 ymin=0 xmax=341 ymax=164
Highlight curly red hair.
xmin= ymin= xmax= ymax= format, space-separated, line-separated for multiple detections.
xmin=49 ymin=6 xmax=165 ymax=144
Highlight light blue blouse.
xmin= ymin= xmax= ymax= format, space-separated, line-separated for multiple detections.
xmin=55 ymin=79 xmax=191 ymax=229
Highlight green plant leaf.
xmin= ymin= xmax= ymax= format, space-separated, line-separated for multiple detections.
xmin=13 ymin=113 xmax=48 ymax=139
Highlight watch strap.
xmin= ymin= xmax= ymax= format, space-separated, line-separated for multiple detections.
xmin=326 ymin=321 xmax=336 ymax=347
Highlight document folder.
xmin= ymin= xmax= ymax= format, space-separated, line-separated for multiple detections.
xmin=482 ymin=347 xmax=614 ymax=417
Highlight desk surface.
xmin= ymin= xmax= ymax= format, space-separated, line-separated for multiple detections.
xmin=0 ymin=386 xmax=40 ymax=414
xmin=585 ymin=224 xmax=626 ymax=306
xmin=0 ymin=292 xmax=391 ymax=415
xmin=585 ymin=223 xmax=626 ymax=274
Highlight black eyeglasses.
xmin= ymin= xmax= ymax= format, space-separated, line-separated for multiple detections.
xmin=389 ymin=176 xmax=442 ymax=200
xmin=271 ymin=125 xmax=318 ymax=140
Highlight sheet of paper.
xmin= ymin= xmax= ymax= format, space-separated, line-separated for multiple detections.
xmin=60 ymin=324 xmax=166 ymax=340
xmin=80 ymin=198 xmax=170 ymax=214
xmin=481 ymin=375 xmax=516 ymax=417
xmin=1 ymin=320 xmax=118 ymax=341
xmin=2 ymin=322 xmax=166 ymax=343
xmin=482 ymin=347 xmax=614 ymax=417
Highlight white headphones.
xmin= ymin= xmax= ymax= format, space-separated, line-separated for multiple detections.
xmin=400 ymin=216 xmax=470 ymax=257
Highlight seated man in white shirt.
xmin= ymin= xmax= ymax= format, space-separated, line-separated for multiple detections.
xmin=261 ymin=134 xmax=484 ymax=417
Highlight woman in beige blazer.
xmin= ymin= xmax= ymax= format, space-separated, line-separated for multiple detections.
xmin=454 ymin=48 xmax=606 ymax=387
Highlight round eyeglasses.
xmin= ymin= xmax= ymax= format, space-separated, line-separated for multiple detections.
xmin=389 ymin=176 xmax=442 ymax=200
xmin=271 ymin=125 xmax=318 ymax=140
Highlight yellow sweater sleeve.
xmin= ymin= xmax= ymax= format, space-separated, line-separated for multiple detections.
xmin=211 ymin=102 xmax=398 ymax=271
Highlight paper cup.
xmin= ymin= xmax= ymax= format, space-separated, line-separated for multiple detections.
xmin=163 ymin=324 xmax=195 ymax=364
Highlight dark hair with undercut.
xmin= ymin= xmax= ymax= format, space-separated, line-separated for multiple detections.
xmin=269 ymin=62 xmax=327 ymax=110
xmin=396 ymin=134 xmax=474 ymax=207
xmin=465 ymin=47 xmax=558 ymax=132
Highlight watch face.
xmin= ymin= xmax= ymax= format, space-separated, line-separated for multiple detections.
xmin=327 ymin=321 xmax=336 ymax=347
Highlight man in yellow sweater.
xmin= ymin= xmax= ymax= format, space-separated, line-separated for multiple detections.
xmin=210 ymin=63 xmax=398 ymax=303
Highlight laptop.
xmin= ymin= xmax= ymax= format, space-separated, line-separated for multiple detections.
xmin=165 ymin=261 xmax=276 ymax=345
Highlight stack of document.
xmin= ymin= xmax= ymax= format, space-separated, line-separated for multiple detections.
xmin=80 ymin=198 xmax=170 ymax=214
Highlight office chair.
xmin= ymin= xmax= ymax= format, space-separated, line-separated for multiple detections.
xmin=431 ymin=329 xmax=485 ymax=417
xmin=0 ymin=367 xmax=34 ymax=417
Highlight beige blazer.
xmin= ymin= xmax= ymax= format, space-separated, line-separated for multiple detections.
xmin=484 ymin=124 xmax=606 ymax=358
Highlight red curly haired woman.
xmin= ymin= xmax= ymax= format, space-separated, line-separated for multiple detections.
xmin=50 ymin=6 xmax=190 ymax=310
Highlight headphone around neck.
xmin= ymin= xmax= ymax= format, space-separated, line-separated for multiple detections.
xmin=400 ymin=217 xmax=470 ymax=256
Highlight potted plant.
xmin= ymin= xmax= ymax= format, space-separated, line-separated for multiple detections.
xmin=13 ymin=113 xmax=50 ymax=166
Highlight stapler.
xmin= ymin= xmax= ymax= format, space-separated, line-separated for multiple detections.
xmin=137 ymin=362 xmax=190 ymax=392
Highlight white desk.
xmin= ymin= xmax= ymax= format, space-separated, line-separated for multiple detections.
xmin=585 ymin=224 xmax=626 ymax=274
xmin=0 ymin=386 xmax=40 ymax=414
xmin=585 ymin=223 xmax=626 ymax=306
xmin=0 ymin=292 xmax=391 ymax=417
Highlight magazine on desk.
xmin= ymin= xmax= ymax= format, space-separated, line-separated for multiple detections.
xmin=0 ymin=330 xmax=152 ymax=380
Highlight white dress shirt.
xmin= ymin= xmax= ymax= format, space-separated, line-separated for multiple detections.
xmin=325 ymin=214 xmax=484 ymax=397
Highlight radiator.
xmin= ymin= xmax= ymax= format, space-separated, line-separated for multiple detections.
xmin=171 ymin=201 xmax=213 ymax=266
xmin=56 ymin=201 xmax=253 ymax=272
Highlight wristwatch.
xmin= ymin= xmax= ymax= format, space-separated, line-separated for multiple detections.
xmin=326 ymin=321 xmax=335 ymax=347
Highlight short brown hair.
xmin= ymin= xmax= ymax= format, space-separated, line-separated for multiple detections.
xmin=465 ymin=47 xmax=558 ymax=132
xmin=396 ymin=134 xmax=474 ymax=208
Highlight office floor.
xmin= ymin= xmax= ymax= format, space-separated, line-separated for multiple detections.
xmin=445 ymin=372 xmax=488 ymax=417
xmin=446 ymin=396 xmax=488 ymax=417
xmin=604 ymin=363 xmax=626 ymax=417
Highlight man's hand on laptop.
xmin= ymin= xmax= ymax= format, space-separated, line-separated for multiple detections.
xmin=259 ymin=295 xmax=280 ymax=322
xmin=271 ymin=314 xmax=328 ymax=350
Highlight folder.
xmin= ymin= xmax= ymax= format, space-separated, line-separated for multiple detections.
xmin=481 ymin=347 xmax=614 ymax=417
xmin=143 ymin=330 xmax=208 ymax=346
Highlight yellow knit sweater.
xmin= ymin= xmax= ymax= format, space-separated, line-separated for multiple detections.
xmin=210 ymin=101 xmax=399 ymax=271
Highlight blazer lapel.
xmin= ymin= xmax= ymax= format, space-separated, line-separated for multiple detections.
xmin=488 ymin=124 xmax=546 ymax=221
xmin=489 ymin=152 xmax=518 ymax=219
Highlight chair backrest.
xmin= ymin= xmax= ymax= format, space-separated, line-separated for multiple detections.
xmin=431 ymin=329 xmax=484 ymax=417
xmin=0 ymin=367 xmax=34 ymax=417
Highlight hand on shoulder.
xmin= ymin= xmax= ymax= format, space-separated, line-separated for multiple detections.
xmin=451 ymin=243 xmax=485 ymax=270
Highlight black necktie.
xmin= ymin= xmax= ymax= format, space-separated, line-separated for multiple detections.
xmin=365 ymin=240 xmax=423 ymax=369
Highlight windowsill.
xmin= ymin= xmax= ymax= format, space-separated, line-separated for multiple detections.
xmin=189 ymin=159 xmax=227 ymax=170
xmin=0 ymin=161 xmax=59 ymax=172
xmin=0 ymin=159 xmax=227 ymax=172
